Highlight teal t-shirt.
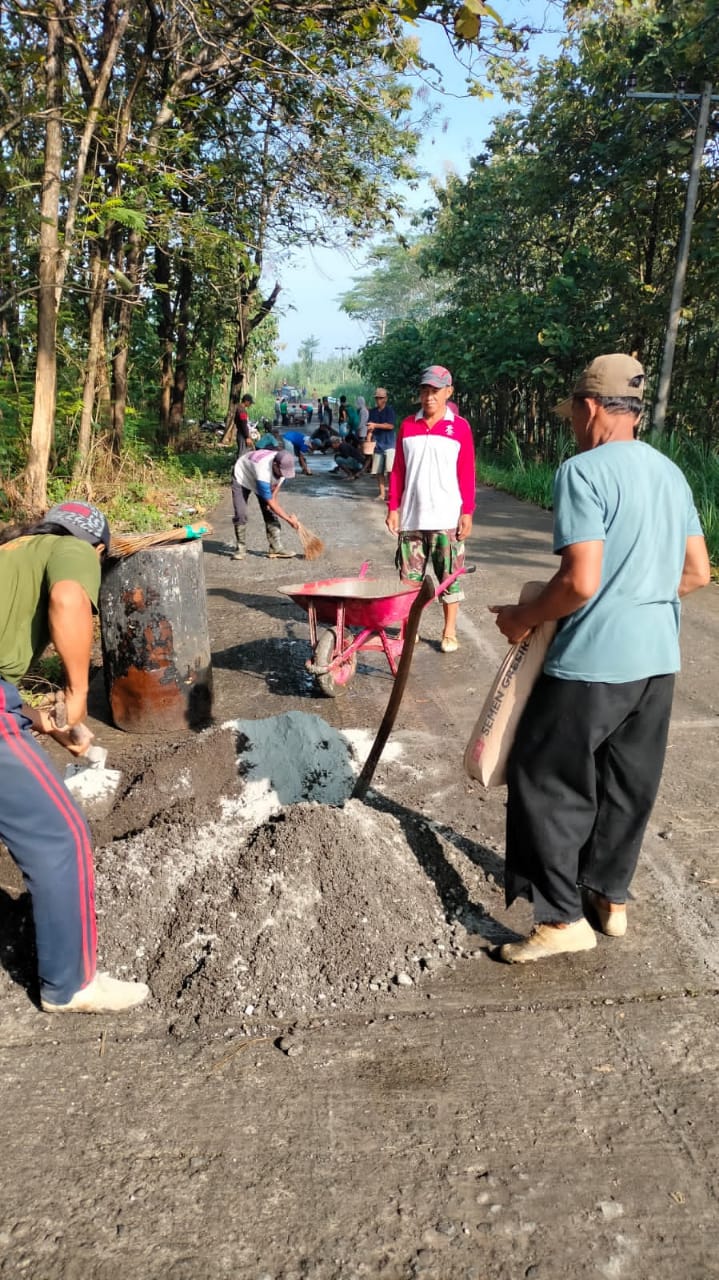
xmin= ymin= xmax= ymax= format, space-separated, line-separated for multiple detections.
xmin=0 ymin=535 xmax=101 ymax=683
xmin=545 ymin=441 xmax=703 ymax=683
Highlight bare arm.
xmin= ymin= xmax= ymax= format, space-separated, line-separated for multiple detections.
xmin=489 ymin=541 xmax=603 ymax=644
xmin=678 ymin=534 xmax=711 ymax=597
xmin=267 ymin=494 xmax=299 ymax=528
xmin=47 ymin=579 xmax=94 ymax=726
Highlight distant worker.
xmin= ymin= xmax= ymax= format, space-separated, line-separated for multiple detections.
xmin=337 ymin=396 xmax=349 ymax=437
xmin=345 ymin=397 xmax=360 ymax=440
xmin=387 ymin=365 xmax=475 ymax=653
xmin=328 ymin=436 xmax=365 ymax=478
xmin=280 ymin=397 xmax=289 ymax=427
xmin=233 ymin=393 xmax=254 ymax=457
xmin=281 ymin=429 xmax=317 ymax=476
xmin=255 ymin=429 xmax=282 ymax=450
xmin=0 ymin=502 xmax=150 ymax=1013
xmin=366 ymin=387 xmax=397 ymax=500
xmin=230 ymin=449 xmax=299 ymax=560
xmin=355 ymin=396 xmax=370 ymax=446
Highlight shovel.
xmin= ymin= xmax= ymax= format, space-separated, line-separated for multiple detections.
xmin=351 ymin=564 xmax=475 ymax=802
xmin=352 ymin=574 xmax=434 ymax=802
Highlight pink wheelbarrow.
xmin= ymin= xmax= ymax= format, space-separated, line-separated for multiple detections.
xmin=278 ymin=562 xmax=469 ymax=697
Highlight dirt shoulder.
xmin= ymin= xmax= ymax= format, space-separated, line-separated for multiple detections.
xmin=0 ymin=458 xmax=718 ymax=1280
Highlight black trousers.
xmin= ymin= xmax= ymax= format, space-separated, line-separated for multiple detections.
xmin=505 ymin=673 xmax=675 ymax=923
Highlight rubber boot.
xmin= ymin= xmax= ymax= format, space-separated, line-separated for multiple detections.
xmin=266 ymin=524 xmax=295 ymax=559
xmin=230 ymin=525 xmax=246 ymax=560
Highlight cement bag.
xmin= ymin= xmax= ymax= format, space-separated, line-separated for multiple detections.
xmin=463 ymin=582 xmax=556 ymax=788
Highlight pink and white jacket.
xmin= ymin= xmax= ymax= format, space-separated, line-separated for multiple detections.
xmin=388 ymin=409 xmax=476 ymax=531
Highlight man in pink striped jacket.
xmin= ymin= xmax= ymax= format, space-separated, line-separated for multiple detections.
xmin=386 ymin=366 xmax=476 ymax=654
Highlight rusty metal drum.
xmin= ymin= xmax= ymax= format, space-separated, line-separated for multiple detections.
xmin=100 ymin=540 xmax=212 ymax=733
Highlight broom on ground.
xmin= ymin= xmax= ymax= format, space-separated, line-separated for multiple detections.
xmin=295 ymin=521 xmax=324 ymax=561
xmin=109 ymin=523 xmax=212 ymax=559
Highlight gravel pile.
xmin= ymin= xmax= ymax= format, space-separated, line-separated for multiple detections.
xmin=96 ymin=798 xmax=461 ymax=1032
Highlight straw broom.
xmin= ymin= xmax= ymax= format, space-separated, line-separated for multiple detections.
xmin=295 ymin=521 xmax=324 ymax=561
xmin=109 ymin=523 xmax=212 ymax=559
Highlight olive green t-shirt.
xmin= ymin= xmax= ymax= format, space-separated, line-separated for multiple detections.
xmin=0 ymin=535 xmax=101 ymax=683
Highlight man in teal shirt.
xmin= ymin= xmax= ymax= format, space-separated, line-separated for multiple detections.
xmin=490 ymin=354 xmax=710 ymax=963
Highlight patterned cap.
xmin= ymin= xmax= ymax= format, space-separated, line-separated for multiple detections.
xmin=45 ymin=501 xmax=111 ymax=551
xmin=420 ymin=365 xmax=453 ymax=388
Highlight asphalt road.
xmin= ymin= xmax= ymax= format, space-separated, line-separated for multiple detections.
xmin=0 ymin=453 xmax=717 ymax=1280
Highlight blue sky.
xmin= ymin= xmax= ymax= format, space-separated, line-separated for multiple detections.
xmin=271 ymin=1 xmax=565 ymax=362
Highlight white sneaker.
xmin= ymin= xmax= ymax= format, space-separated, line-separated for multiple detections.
xmin=42 ymin=971 xmax=150 ymax=1014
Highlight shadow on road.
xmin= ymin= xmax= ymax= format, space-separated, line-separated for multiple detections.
xmin=364 ymin=792 xmax=519 ymax=947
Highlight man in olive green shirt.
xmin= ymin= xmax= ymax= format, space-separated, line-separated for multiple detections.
xmin=0 ymin=502 xmax=149 ymax=1014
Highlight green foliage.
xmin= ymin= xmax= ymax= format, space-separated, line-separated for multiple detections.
xmin=353 ymin=0 xmax=719 ymax=460
xmin=480 ymin=428 xmax=719 ymax=567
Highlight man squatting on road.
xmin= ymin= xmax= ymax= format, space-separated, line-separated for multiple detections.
xmin=230 ymin=448 xmax=300 ymax=560
xmin=387 ymin=365 xmax=476 ymax=654
xmin=0 ymin=502 xmax=149 ymax=1013
xmin=490 ymin=354 xmax=711 ymax=964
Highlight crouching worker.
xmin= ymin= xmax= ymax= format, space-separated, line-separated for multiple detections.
xmin=230 ymin=448 xmax=300 ymax=560
xmin=328 ymin=436 xmax=365 ymax=479
xmin=0 ymin=502 xmax=150 ymax=1013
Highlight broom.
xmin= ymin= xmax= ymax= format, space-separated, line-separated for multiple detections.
xmin=295 ymin=521 xmax=324 ymax=561
xmin=108 ymin=523 xmax=212 ymax=559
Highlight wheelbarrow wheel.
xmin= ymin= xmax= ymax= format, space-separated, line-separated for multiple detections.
xmin=314 ymin=627 xmax=356 ymax=698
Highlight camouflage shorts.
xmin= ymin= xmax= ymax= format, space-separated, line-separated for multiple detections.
xmin=395 ymin=530 xmax=465 ymax=601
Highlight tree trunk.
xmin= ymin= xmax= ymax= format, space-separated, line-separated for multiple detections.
xmin=201 ymin=333 xmax=217 ymax=420
xmin=226 ymin=276 xmax=281 ymax=426
xmin=74 ymin=244 xmax=109 ymax=479
xmin=110 ymin=228 xmax=143 ymax=459
xmin=156 ymin=243 xmax=173 ymax=440
xmin=167 ymin=259 xmax=193 ymax=445
xmin=26 ymin=7 xmax=63 ymax=513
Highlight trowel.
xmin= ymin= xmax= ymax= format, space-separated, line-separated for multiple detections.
xmin=62 ymin=725 xmax=123 ymax=815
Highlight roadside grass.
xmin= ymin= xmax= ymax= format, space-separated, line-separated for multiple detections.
xmin=478 ymin=431 xmax=719 ymax=568
xmin=45 ymin=435 xmax=232 ymax=533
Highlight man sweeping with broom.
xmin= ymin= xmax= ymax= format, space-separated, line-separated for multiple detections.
xmin=0 ymin=501 xmax=149 ymax=1013
xmin=229 ymin=448 xmax=301 ymax=560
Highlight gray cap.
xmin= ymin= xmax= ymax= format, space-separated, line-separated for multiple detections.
xmin=45 ymin=501 xmax=111 ymax=551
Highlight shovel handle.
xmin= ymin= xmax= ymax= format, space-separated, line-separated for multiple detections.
xmin=352 ymin=574 xmax=434 ymax=802
xmin=52 ymin=694 xmax=94 ymax=751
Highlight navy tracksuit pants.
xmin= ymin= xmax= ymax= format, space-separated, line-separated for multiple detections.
xmin=0 ymin=679 xmax=96 ymax=1004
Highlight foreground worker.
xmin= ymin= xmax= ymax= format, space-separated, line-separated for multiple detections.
xmin=490 ymin=354 xmax=710 ymax=963
xmin=0 ymin=502 xmax=149 ymax=1012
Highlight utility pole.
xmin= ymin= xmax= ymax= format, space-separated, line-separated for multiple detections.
xmin=627 ymin=79 xmax=717 ymax=434
xmin=335 ymin=345 xmax=351 ymax=383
